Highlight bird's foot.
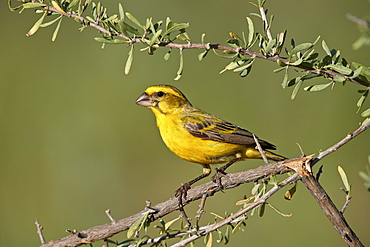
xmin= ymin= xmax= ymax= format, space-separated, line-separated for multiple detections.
xmin=175 ymin=182 xmax=191 ymax=207
xmin=211 ymin=168 xmax=228 ymax=190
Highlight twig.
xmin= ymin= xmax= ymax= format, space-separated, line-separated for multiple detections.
xmin=253 ymin=134 xmax=269 ymax=164
xmin=195 ymin=193 xmax=208 ymax=230
xmin=171 ymin=172 xmax=300 ymax=247
xmin=258 ymin=6 xmax=273 ymax=42
xmin=341 ymin=195 xmax=352 ymax=214
xmin=296 ymin=143 xmax=304 ymax=156
xmin=35 ymin=218 xmax=46 ymax=245
xmin=128 ymin=215 xmax=247 ymax=247
xmin=312 ymin=121 xmax=370 ymax=166
xmin=105 ymin=209 xmax=117 ymax=224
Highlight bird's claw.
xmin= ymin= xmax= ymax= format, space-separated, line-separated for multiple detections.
xmin=211 ymin=168 xmax=227 ymax=190
xmin=175 ymin=183 xmax=191 ymax=206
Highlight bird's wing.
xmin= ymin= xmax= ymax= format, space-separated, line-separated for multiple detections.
xmin=182 ymin=109 xmax=276 ymax=150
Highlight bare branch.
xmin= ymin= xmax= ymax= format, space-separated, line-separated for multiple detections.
xmin=172 ymin=172 xmax=301 ymax=247
xmin=40 ymin=158 xmax=294 ymax=247
xmin=38 ymin=120 xmax=370 ymax=247
xmin=312 ymin=121 xmax=370 ymax=166
xmin=35 ymin=218 xmax=46 ymax=245
xmin=300 ymin=170 xmax=363 ymax=247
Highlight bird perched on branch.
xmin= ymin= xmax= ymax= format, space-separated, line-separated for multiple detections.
xmin=136 ymin=85 xmax=286 ymax=204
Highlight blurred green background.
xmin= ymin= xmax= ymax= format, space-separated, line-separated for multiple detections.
xmin=1 ymin=0 xmax=369 ymax=246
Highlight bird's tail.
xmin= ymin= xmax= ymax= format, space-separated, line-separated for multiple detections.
xmin=265 ymin=150 xmax=287 ymax=161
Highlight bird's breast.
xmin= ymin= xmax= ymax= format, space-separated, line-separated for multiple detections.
xmin=155 ymin=113 xmax=243 ymax=164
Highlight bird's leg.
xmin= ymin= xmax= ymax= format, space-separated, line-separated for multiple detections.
xmin=212 ymin=157 xmax=240 ymax=189
xmin=175 ymin=164 xmax=211 ymax=207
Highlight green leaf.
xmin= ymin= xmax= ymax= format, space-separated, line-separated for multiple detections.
xmin=352 ymin=62 xmax=370 ymax=77
xmin=198 ymin=50 xmax=208 ymax=61
xmin=51 ymin=17 xmax=62 ymax=41
xmin=284 ymin=183 xmax=297 ymax=200
xmin=117 ymin=20 xmax=141 ymax=36
xmin=273 ymin=67 xmax=286 ymax=73
xmin=20 ymin=2 xmax=47 ymax=10
xmin=338 ymin=166 xmax=351 ymax=194
xmin=350 ymin=67 xmax=363 ymax=79
xmin=205 ymin=232 xmax=213 ymax=247
xmin=219 ymin=60 xmax=247 ymax=74
xmin=163 ymin=217 xmax=180 ymax=232
xmin=289 ymin=58 xmax=303 ymax=66
xmin=259 ymin=202 xmax=266 ymax=217
xmin=40 ymin=15 xmax=62 ymax=28
xmin=322 ymin=40 xmax=331 ymax=56
xmin=174 ymin=49 xmax=184 ymax=81
xmin=239 ymin=65 xmax=252 ymax=77
xmin=265 ymin=39 xmax=276 ymax=54
xmin=276 ymin=59 xmax=287 ymax=67
xmin=127 ymin=211 xmax=150 ymax=238
xmin=125 ymin=12 xmax=144 ymax=29
xmin=267 ymin=203 xmax=292 ymax=217
xmin=325 ymin=64 xmax=353 ymax=75
xmin=149 ymin=29 xmax=162 ymax=46
xmin=233 ymin=59 xmax=254 ymax=72
xmin=333 ymin=76 xmax=346 ymax=83
xmin=291 ymin=42 xmax=313 ymax=55
xmin=26 ymin=11 xmax=47 ymax=36
xmin=165 ymin=17 xmax=173 ymax=31
xmin=301 ymin=73 xmax=320 ymax=80
xmin=359 ymin=171 xmax=370 ymax=182
xmin=162 ymin=23 xmax=189 ymax=37
xmin=291 ymin=77 xmax=303 ymax=99
xmin=164 ymin=49 xmax=171 ymax=60
xmin=246 ymin=17 xmax=254 ymax=47
xmin=251 ymin=183 xmax=261 ymax=195
xmin=124 ymin=45 xmax=134 ymax=75
xmin=118 ymin=3 xmax=124 ymax=20
xmin=304 ymin=82 xmax=332 ymax=92
xmin=68 ymin=0 xmax=80 ymax=9
xmin=357 ymin=90 xmax=368 ymax=112
xmin=361 ymin=107 xmax=370 ymax=117
xmin=224 ymin=225 xmax=232 ymax=244
xmin=281 ymin=72 xmax=289 ymax=89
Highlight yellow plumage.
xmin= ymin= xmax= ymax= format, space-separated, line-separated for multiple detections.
xmin=136 ymin=85 xmax=286 ymax=200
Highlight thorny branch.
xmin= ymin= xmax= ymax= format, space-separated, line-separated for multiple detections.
xmin=38 ymin=121 xmax=370 ymax=247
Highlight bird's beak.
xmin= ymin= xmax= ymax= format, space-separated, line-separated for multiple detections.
xmin=136 ymin=92 xmax=153 ymax=107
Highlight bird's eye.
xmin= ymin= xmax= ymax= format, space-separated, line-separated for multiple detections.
xmin=157 ymin=91 xmax=165 ymax=97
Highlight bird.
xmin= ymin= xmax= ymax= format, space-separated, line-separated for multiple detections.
xmin=136 ymin=84 xmax=286 ymax=204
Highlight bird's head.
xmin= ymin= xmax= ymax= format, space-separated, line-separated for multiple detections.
xmin=136 ymin=85 xmax=192 ymax=115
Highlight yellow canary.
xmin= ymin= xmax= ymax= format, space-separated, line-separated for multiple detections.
xmin=136 ymin=85 xmax=286 ymax=200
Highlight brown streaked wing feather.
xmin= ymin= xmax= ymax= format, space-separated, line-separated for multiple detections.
xmin=182 ymin=110 xmax=276 ymax=150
